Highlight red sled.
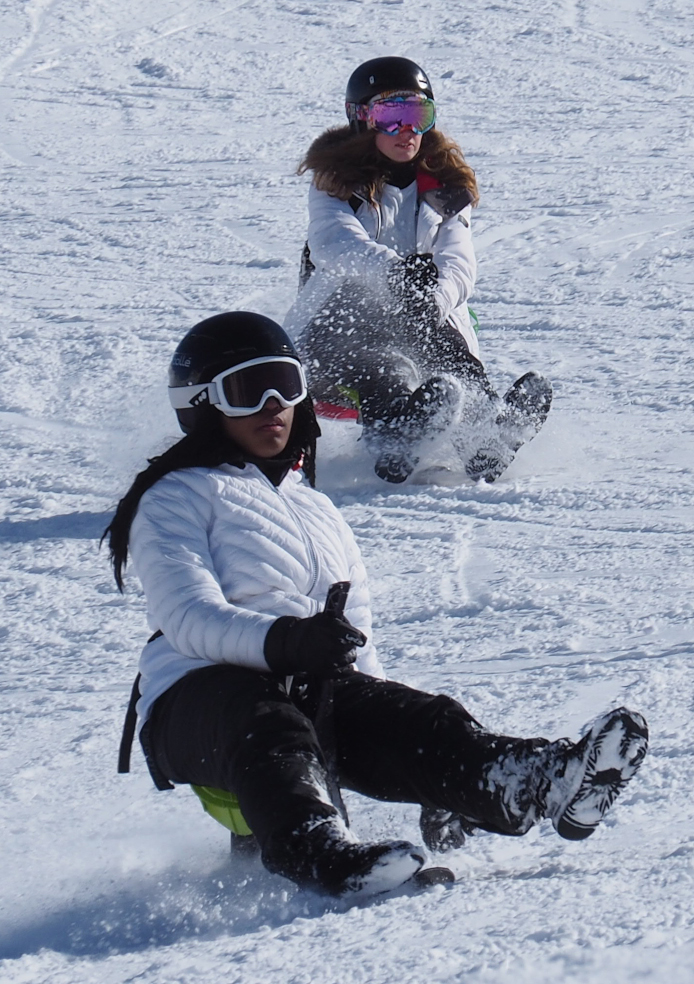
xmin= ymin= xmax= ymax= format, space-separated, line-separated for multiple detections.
xmin=314 ymin=400 xmax=360 ymax=422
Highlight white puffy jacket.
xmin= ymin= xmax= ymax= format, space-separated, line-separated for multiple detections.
xmin=284 ymin=180 xmax=479 ymax=358
xmin=129 ymin=463 xmax=384 ymax=726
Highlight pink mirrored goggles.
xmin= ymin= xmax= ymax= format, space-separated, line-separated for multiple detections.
xmin=350 ymin=92 xmax=436 ymax=135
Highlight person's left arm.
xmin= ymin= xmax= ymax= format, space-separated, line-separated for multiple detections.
xmin=430 ymin=204 xmax=477 ymax=322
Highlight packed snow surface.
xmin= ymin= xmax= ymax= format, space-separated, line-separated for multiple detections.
xmin=1 ymin=1 xmax=693 ymax=981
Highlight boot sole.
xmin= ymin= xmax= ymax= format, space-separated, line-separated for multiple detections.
xmin=554 ymin=708 xmax=649 ymax=840
xmin=502 ymin=372 xmax=553 ymax=423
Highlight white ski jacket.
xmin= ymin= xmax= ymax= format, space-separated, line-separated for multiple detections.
xmin=129 ymin=462 xmax=384 ymax=727
xmin=284 ymin=179 xmax=479 ymax=358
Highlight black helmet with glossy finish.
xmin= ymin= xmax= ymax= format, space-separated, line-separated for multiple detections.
xmin=169 ymin=311 xmax=300 ymax=433
xmin=345 ymin=57 xmax=434 ymax=131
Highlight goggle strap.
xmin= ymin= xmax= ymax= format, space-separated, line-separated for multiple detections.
xmin=169 ymin=382 xmax=220 ymax=410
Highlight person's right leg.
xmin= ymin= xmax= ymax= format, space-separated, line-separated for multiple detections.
xmin=144 ymin=665 xmax=423 ymax=895
xmin=299 ymin=283 xmax=473 ymax=475
xmin=298 ymin=281 xmax=418 ymax=412
xmin=145 ymin=665 xmax=338 ymax=844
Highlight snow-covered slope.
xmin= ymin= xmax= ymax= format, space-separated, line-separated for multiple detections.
xmin=1 ymin=1 xmax=693 ymax=981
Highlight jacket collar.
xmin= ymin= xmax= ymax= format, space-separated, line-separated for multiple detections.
xmin=417 ymin=171 xmax=473 ymax=218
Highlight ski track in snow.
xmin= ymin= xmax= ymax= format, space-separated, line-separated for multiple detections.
xmin=1 ymin=0 xmax=694 ymax=981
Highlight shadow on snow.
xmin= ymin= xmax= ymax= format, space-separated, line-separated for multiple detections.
xmin=0 ymin=511 xmax=112 ymax=543
xmin=0 ymin=856 xmax=345 ymax=959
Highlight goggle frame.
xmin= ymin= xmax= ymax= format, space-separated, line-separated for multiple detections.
xmin=348 ymin=91 xmax=437 ymax=135
xmin=169 ymin=356 xmax=308 ymax=417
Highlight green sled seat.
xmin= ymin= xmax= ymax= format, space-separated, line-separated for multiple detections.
xmin=191 ymin=785 xmax=259 ymax=855
xmin=190 ymin=784 xmax=253 ymax=836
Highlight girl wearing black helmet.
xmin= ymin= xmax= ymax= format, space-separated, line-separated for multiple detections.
xmin=106 ymin=311 xmax=648 ymax=899
xmin=285 ymin=56 xmax=552 ymax=484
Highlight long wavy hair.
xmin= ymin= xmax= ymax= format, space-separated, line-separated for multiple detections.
xmin=103 ymin=397 xmax=321 ymax=592
xmin=298 ymin=125 xmax=479 ymax=206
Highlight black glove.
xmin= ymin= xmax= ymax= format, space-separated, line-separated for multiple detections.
xmin=388 ymin=253 xmax=440 ymax=327
xmin=404 ymin=252 xmax=439 ymax=292
xmin=264 ymin=611 xmax=366 ymax=679
xmin=389 ymin=252 xmax=438 ymax=298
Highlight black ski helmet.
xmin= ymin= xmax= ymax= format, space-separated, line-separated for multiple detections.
xmin=345 ymin=56 xmax=434 ymax=132
xmin=168 ymin=311 xmax=302 ymax=434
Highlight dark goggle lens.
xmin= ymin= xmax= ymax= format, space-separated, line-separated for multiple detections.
xmin=221 ymin=360 xmax=305 ymax=409
xmin=366 ymin=96 xmax=436 ymax=135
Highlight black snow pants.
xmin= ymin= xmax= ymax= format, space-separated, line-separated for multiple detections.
xmin=144 ymin=665 xmax=550 ymax=851
xmin=297 ymin=280 xmax=495 ymax=433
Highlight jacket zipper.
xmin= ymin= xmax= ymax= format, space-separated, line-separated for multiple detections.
xmin=266 ymin=475 xmax=320 ymax=697
xmin=281 ymin=490 xmax=320 ymax=597
xmin=356 ymin=194 xmax=382 ymax=241
xmin=414 ymin=196 xmax=422 ymax=247
xmin=255 ymin=468 xmax=320 ymax=600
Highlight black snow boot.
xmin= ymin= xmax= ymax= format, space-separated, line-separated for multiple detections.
xmin=497 ymin=371 xmax=553 ymax=453
xmin=543 ymin=706 xmax=649 ymax=840
xmin=373 ymin=449 xmax=418 ymax=484
xmin=461 ymin=371 xmax=552 ymax=483
xmin=483 ymin=707 xmax=649 ymax=838
xmin=262 ymin=816 xmax=425 ymax=897
xmin=372 ymin=375 xmax=462 ymax=484
xmin=464 ymin=441 xmax=516 ymax=483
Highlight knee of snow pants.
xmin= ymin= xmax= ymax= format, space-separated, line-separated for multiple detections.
xmin=298 ymin=281 xmax=420 ymax=408
xmin=422 ymin=322 xmax=497 ymax=400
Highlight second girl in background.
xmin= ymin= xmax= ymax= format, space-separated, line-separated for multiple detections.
xmin=285 ymin=56 xmax=552 ymax=484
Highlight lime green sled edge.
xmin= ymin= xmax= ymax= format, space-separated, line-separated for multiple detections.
xmin=191 ymin=784 xmax=253 ymax=836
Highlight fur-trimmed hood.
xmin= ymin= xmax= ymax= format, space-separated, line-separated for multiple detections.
xmin=298 ymin=125 xmax=479 ymax=208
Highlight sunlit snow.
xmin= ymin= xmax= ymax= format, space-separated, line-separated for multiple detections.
xmin=1 ymin=1 xmax=693 ymax=982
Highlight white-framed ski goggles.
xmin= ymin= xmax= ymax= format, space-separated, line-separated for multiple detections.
xmin=169 ymin=356 xmax=308 ymax=417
